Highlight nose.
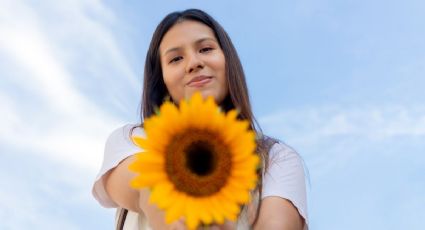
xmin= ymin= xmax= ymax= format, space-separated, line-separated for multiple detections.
xmin=186 ymin=52 xmax=204 ymax=73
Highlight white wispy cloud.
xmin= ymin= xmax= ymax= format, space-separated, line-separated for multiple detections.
xmin=0 ymin=147 xmax=115 ymax=229
xmin=259 ymin=105 xmax=425 ymax=178
xmin=0 ymin=169 xmax=79 ymax=230
xmin=0 ymin=0 xmax=135 ymax=228
xmin=2 ymin=0 xmax=423 ymax=229
xmin=260 ymin=105 xmax=425 ymax=229
xmin=0 ymin=0 xmax=139 ymax=170
xmin=260 ymin=105 xmax=425 ymax=143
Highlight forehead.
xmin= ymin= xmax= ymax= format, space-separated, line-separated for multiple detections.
xmin=160 ymin=20 xmax=217 ymax=53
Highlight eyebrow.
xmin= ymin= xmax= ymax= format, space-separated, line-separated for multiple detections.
xmin=163 ymin=37 xmax=217 ymax=56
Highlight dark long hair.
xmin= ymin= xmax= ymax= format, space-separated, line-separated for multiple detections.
xmin=138 ymin=9 xmax=276 ymax=227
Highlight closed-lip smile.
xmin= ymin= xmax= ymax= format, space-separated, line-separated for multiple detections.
xmin=187 ymin=75 xmax=213 ymax=87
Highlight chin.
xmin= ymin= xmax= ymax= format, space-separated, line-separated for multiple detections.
xmin=199 ymin=91 xmax=222 ymax=102
xmin=184 ymin=90 xmax=225 ymax=104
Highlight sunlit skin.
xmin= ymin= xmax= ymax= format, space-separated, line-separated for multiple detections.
xmin=159 ymin=20 xmax=228 ymax=104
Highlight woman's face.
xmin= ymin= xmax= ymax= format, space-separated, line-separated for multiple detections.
xmin=159 ymin=20 xmax=228 ymax=104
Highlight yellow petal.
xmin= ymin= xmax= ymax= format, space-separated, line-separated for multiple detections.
xmin=216 ymin=195 xmax=240 ymax=218
xmin=127 ymin=90 xmax=258 ymax=227
xmin=132 ymin=136 xmax=147 ymax=148
xmin=208 ymin=197 xmax=225 ymax=224
xmin=128 ymin=161 xmax=164 ymax=174
xmin=150 ymin=182 xmax=175 ymax=208
xmin=197 ymin=198 xmax=213 ymax=225
xmin=165 ymin=192 xmax=187 ymax=224
xmin=221 ymin=185 xmax=250 ymax=203
xmin=232 ymin=155 xmax=260 ymax=171
xmin=185 ymin=199 xmax=201 ymax=230
xmin=159 ymin=101 xmax=182 ymax=133
xmin=130 ymin=172 xmax=167 ymax=188
xmin=135 ymin=152 xmax=165 ymax=164
xmin=223 ymin=120 xmax=249 ymax=144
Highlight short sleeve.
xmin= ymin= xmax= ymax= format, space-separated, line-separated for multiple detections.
xmin=92 ymin=124 xmax=145 ymax=208
xmin=262 ymin=142 xmax=309 ymax=228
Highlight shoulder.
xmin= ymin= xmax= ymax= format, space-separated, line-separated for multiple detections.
xmin=107 ymin=124 xmax=144 ymax=142
xmin=104 ymin=124 xmax=145 ymax=158
xmin=93 ymin=124 xmax=145 ymax=207
xmin=267 ymin=141 xmax=304 ymax=166
xmin=106 ymin=124 xmax=144 ymax=148
xmin=262 ymin=140 xmax=309 ymax=226
xmin=264 ymin=140 xmax=307 ymax=182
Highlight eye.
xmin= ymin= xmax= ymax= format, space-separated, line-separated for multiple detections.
xmin=169 ymin=56 xmax=183 ymax=64
xmin=200 ymin=47 xmax=213 ymax=53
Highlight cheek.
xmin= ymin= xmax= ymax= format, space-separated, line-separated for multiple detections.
xmin=162 ymin=68 xmax=178 ymax=86
xmin=216 ymin=54 xmax=226 ymax=76
xmin=211 ymin=54 xmax=226 ymax=69
xmin=162 ymin=68 xmax=185 ymax=100
xmin=215 ymin=56 xmax=226 ymax=84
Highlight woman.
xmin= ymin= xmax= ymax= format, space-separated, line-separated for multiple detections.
xmin=93 ymin=9 xmax=308 ymax=230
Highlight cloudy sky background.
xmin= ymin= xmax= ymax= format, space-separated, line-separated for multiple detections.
xmin=1 ymin=0 xmax=424 ymax=229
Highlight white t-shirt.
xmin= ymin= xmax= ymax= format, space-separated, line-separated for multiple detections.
xmin=92 ymin=124 xmax=309 ymax=229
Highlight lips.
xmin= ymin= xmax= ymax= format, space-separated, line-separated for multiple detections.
xmin=187 ymin=75 xmax=213 ymax=87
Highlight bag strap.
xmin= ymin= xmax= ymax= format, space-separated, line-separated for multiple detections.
xmin=116 ymin=208 xmax=128 ymax=230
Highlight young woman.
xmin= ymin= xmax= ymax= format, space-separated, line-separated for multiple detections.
xmin=93 ymin=9 xmax=308 ymax=230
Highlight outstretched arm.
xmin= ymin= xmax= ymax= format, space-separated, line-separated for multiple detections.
xmin=253 ymin=196 xmax=304 ymax=230
xmin=104 ymin=155 xmax=187 ymax=230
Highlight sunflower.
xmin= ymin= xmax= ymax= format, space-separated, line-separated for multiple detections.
xmin=129 ymin=92 xmax=259 ymax=229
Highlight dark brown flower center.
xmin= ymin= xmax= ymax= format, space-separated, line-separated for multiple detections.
xmin=185 ymin=140 xmax=215 ymax=176
xmin=165 ymin=129 xmax=232 ymax=197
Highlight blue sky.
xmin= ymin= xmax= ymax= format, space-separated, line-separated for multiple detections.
xmin=1 ymin=0 xmax=424 ymax=229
